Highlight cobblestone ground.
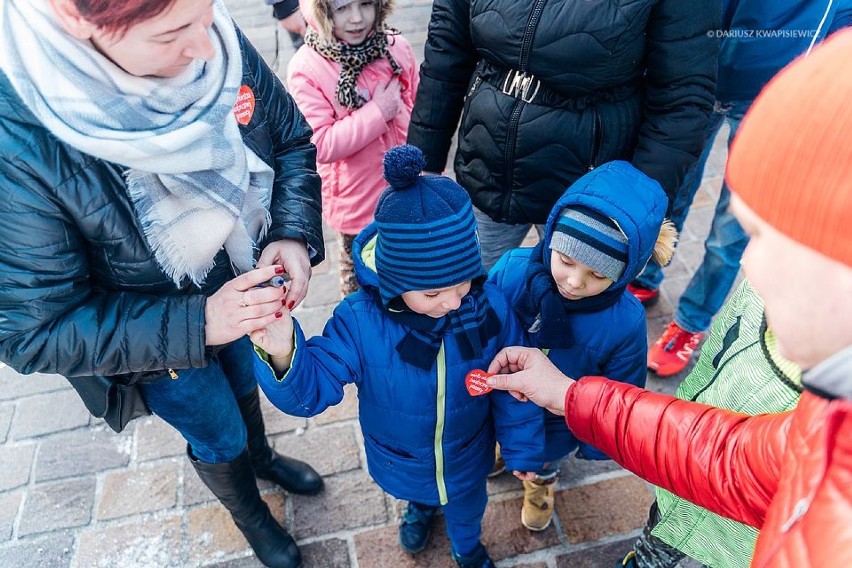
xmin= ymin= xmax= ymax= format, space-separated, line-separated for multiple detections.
xmin=0 ymin=2 xmax=732 ymax=566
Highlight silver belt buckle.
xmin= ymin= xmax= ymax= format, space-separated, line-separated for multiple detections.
xmin=501 ymin=69 xmax=541 ymax=103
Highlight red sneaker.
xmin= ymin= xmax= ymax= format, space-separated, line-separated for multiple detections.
xmin=647 ymin=321 xmax=704 ymax=377
xmin=627 ymin=283 xmax=660 ymax=306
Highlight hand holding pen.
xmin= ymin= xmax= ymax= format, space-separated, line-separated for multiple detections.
xmin=204 ymin=265 xmax=289 ymax=346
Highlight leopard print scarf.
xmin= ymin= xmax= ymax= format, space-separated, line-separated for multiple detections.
xmin=305 ymin=28 xmax=402 ymax=109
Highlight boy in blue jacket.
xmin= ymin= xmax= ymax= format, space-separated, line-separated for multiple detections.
xmin=488 ymin=161 xmax=675 ymax=532
xmin=251 ymin=145 xmax=544 ymax=568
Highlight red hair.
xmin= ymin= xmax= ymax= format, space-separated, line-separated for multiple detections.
xmin=73 ymin=0 xmax=178 ymax=37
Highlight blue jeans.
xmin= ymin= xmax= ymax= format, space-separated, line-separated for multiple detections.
xmin=635 ymin=100 xmax=751 ymax=333
xmin=139 ymin=337 xmax=258 ymax=464
xmin=474 ymin=207 xmax=544 ymax=272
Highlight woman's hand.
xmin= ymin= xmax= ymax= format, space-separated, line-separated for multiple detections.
xmin=204 ymin=265 xmax=287 ymax=346
xmin=487 ymin=347 xmax=575 ymax=416
xmin=258 ymin=239 xmax=311 ymax=309
xmin=513 ymin=471 xmax=537 ymax=482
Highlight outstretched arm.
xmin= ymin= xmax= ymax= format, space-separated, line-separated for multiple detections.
xmin=487 ymin=347 xmax=787 ymax=528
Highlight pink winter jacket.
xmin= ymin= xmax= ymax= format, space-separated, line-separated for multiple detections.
xmin=286 ymin=34 xmax=418 ymax=234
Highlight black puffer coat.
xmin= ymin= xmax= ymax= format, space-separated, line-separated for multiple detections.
xmin=0 ymin=31 xmax=323 ymax=410
xmin=408 ymin=0 xmax=719 ymax=224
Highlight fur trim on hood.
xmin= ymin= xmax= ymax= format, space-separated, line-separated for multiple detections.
xmin=300 ymin=0 xmax=395 ymax=41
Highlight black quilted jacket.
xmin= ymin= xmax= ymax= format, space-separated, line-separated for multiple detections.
xmin=408 ymin=0 xmax=719 ymax=224
xmin=0 ymin=31 xmax=323 ymax=399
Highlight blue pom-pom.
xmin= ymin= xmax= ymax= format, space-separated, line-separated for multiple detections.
xmin=383 ymin=145 xmax=425 ymax=189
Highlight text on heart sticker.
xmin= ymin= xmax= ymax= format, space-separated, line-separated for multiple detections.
xmin=465 ymin=369 xmax=493 ymax=396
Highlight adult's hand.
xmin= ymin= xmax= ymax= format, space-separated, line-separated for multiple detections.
xmin=258 ymin=238 xmax=311 ymax=309
xmin=486 ymin=347 xmax=575 ymax=416
xmin=278 ymin=9 xmax=306 ymax=35
xmin=205 ymin=265 xmax=287 ymax=346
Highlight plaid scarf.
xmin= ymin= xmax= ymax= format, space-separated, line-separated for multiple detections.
xmin=376 ymin=281 xmax=501 ymax=370
xmin=304 ymin=28 xmax=402 ymax=109
xmin=0 ymin=0 xmax=273 ymax=285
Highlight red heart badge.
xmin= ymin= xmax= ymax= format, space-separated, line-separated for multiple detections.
xmin=465 ymin=369 xmax=493 ymax=396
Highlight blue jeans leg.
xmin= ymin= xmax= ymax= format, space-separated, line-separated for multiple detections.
xmin=675 ymin=104 xmax=751 ymax=333
xmin=139 ymin=337 xmax=260 ymax=464
xmin=474 ymin=206 xmax=544 ymax=272
xmin=635 ymin=106 xmax=727 ymax=290
xmin=674 ymin=182 xmax=749 ymax=333
xmin=443 ymin=482 xmax=488 ymax=557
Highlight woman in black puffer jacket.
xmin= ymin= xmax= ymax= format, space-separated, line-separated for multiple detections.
xmin=408 ymin=0 xmax=719 ymax=269
xmin=0 ymin=1 xmax=323 ymax=566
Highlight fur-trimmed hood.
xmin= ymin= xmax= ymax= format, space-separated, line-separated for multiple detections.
xmin=299 ymin=0 xmax=395 ymax=41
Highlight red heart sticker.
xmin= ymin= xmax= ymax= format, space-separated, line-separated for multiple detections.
xmin=233 ymin=85 xmax=255 ymax=126
xmin=465 ymin=369 xmax=493 ymax=396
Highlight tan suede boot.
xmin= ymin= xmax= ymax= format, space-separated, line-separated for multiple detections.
xmin=521 ymin=478 xmax=555 ymax=531
xmin=488 ymin=444 xmax=506 ymax=478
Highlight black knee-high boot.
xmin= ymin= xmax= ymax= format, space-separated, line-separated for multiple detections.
xmin=237 ymin=388 xmax=324 ymax=495
xmin=188 ymin=446 xmax=302 ymax=568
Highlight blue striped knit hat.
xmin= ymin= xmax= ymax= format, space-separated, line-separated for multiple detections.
xmin=549 ymin=206 xmax=629 ymax=281
xmin=374 ymin=145 xmax=485 ymax=305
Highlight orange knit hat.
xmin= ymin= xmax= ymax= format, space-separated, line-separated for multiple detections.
xmin=726 ymin=29 xmax=852 ymax=267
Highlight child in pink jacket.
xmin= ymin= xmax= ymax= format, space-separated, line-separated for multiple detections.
xmin=287 ymin=0 xmax=418 ymax=296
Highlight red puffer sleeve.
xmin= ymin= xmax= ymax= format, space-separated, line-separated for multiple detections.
xmin=564 ymin=376 xmax=793 ymax=528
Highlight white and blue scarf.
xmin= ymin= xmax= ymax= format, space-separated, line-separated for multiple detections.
xmin=0 ymin=0 xmax=273 ymax=285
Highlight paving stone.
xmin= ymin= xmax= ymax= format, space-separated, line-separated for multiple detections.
xmin=0 ymin=532 xmax=74 ymax=568
xmin=481 ymin=496 xmax=561 ymax=560
xmin=186 ymin=493 xmax=284 ymax=565
xmin=514 ymin=563 xmax=548 ymax=568
xmin=312 ymin=257 xmax=331 ymax=275
xmin=300 ymin=537 xmax=351 ymax=568
xmin=207 ymin=555 xmax=265 ymax=568
xmin=34 ymin=427 xmax=132 ymax=482
xmin=354 ymin=516 xmax=455 ymax=568
xmin=0 ymin=369 xmax=68 ymax=401
xmin=0 ymin=491 xmax=22 ymax=541
xmin=554 ymin=475 xmax=655 ymax=544
xmin=134 ymin=416 xmax=185 ymax=462
xmin=309 ymin=383 xmax=358 ymax=426
xmin=690 ymin=179 xmax=721 ymax=209
xmin=272 ymin=423 xmax=360 ymax=477
xmin=0 ymin=403 xmax=13 ymax=443
xmin=556 ymin=456 xmax=625 ymax=488
xmin=75 ymin=514 xmax=183 ymax=568
xmin=300 ymin=270 xmax=342 ymax=309
xmin=667 ymin=239 xmax=707 ymax=275
xmin=0 ymin=443 xmax=35 ymax=491
xmin=18 ymin=477 xmax=95 ymax=537
xmin=292 ymin=469 xmax=387 ymax=539
xmin=10 ymin=389 xmax=90 ymax=439
xmin=97 ymin=462 xmax=180 ymax=520
xmin=291 ymin=304 xmax=337 ymax=340
xmin=260 ymin=393 xmax=308 ymax=435
xmin=555 ymin=537 xmax=636 ymax=567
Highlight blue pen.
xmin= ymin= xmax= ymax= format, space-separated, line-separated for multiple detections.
xmin=257 ymin=275 xmax=289 ymax=288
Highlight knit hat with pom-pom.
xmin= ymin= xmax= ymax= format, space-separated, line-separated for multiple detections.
xmin=374 ymin=145 xmax=485 ymax=305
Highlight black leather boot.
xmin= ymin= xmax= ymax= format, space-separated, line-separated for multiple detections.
xmin=188 ymin=446 xmax=301 ymax=568
xmin=238 ymin=388 xmax=324 ymax=495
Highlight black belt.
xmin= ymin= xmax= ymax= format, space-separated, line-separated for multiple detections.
xmin=477 ymin=61 xmax=636 ymax=111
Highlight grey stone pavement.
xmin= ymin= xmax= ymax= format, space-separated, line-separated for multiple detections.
xmin=0 ymin=2 xmax=732 ymax=567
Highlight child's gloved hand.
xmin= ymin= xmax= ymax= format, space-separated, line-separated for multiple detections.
xmin=513 ymin=471 xmax=537 ymax=481
xmin=372 ymin=78 xmax=402 ymax=122
xmin=249 ymin=308 xmax=295 ymax=374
